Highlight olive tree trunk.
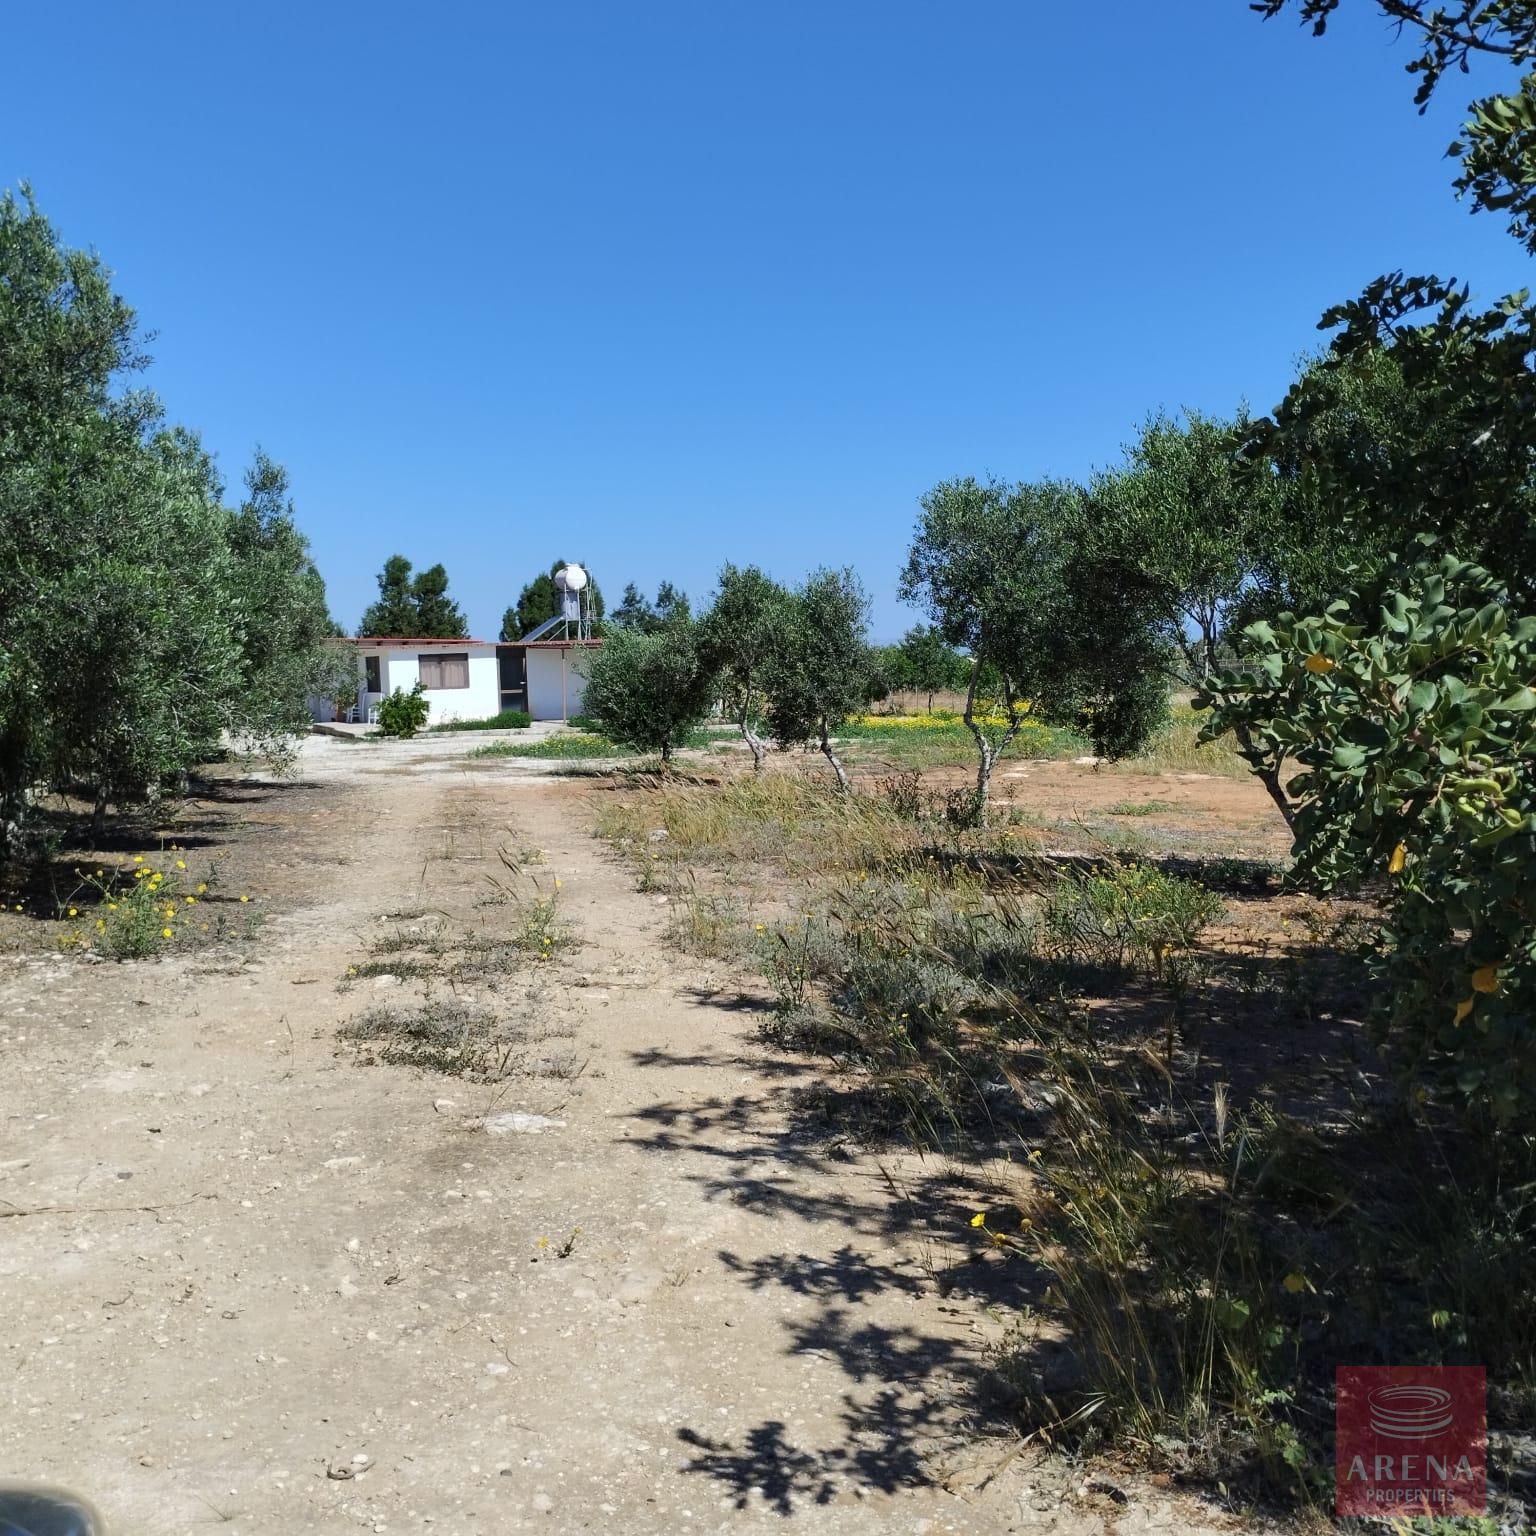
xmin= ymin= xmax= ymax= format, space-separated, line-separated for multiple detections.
xmin=737 ymin=701 xmax=767 ymax=772
xmin=961 ymin=657 xmax=1022 ymax=819
xmin=817 ymin=723 xmax=851 ymax=793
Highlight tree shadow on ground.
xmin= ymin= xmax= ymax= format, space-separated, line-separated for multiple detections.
xmin=0 ymin=777 xmax=336 ymax=920
xmin=678 ymin=982 xmax=776 ymax=1017
xmin=620 ymin=1059 xmax=1047 ymax=1515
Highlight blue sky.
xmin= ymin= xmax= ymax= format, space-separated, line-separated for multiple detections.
xmin=3 ymin=3 xmax=1529 ymax=641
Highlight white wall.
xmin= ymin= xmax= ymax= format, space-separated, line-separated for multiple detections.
xmin=377 ymin=647 xmax=500 ymax=726
xmin=526 ymin=648 xmax=590 ymax=721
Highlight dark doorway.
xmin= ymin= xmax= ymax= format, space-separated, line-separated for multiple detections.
xmin=496 ymin=645 xmax=527 ymax=712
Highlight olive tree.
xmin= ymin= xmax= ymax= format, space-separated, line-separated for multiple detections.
xmin=760 ymin=567 xmax=881 ymax=792
xmin=0 ymin=187 xmax=347 ymax=845
xmin=1085 ymin=410 xmax=1323 ymax=825
xmin=698 ymin=564 xmax=790 ymax=771
xmin=225 ymin=451 xmax=355 ymax=755
xmin=581 ymin=619 xmax=716 ymax=762
xmin=902 ymin=477 xmax=1168 ymax=816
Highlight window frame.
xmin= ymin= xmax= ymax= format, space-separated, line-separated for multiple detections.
xmin=418 ymin=651 xmax=470 ymax=690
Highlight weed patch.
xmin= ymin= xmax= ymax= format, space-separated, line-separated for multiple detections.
xmin=340 ymin=997 xmax=526 ymax=1079
xmin=471 ymin=733 xmax=630 ymax=760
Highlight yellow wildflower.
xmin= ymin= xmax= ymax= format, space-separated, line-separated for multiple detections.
xmin=161 ymin=927 xmax=173 ymax=939
xmin=196 ymin=883 xmax=208 ymax=895
xmin=969 ymin=1212 xmax=987 ymax=1228
xmin=240 ymin=895 xmax=250 ymax=903
xmin=133 ymin=855 xmax=143 ymax=864
xmin=67 ymin=908 xmax=78 ymax=918
xmin=175 ymin=859 xmax=186 ymax=871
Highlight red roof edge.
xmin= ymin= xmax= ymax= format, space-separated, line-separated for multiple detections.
xmin=344 ymin=636 xmax=494 ymax=647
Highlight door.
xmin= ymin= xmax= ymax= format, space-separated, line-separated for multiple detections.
xmin=496 ymin=646 xmax=527 ymax=712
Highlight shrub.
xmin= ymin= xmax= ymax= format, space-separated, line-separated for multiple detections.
xmin=581 ymin=621 xmax=716 ymax=761
xmin=377 ymin=681 xmax=429 ymax=738
xmin=1000 ymin=1039 xmax=1318 ymax=1493
xmin=1203 ymin=546 xmax=1536 ymax=1117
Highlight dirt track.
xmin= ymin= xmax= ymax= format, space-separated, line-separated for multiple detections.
xmin=1 ymin=738 xmax=1257 ymax=1534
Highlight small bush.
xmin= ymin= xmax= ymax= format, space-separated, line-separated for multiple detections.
xmin=876 ymin=769 xmax=985 ymax=829
xmin=429 ymin=708 xmax=530 ymax=732
xmin=1003 ymin=1039 xmax=1319 ymax=1494
xmin=377 ymin=682 xmax=429 ymax=738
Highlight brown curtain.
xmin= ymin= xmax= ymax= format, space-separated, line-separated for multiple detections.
xmin=419 ymin=653 xmax=469 ymax=689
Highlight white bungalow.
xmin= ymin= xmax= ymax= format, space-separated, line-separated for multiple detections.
xmin=313 ymin=635 xmax=600 ymax=725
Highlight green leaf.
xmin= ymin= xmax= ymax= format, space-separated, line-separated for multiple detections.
xmin=1212 ymin=1296 xmax=1251 ymax=1333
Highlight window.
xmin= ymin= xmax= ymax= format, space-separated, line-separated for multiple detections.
xmin=418 ymin=652 xmax=470 ymax=689
xmin=364 ymin=655 xmax=382 ymax=693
